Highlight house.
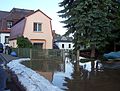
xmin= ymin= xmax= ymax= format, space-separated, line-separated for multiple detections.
xmin=0 ymin=8 xmax=34 ymax=47
xmin=9 ymin=9 xmax=53 ymax=49
xmin=54 ymin=36 xmax=74 ymax=50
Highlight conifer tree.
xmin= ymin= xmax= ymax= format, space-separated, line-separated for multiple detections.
xmin=58 ymin=0 xmax=119 ymax=56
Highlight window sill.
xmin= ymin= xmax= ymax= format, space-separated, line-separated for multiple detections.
xmin=33 ymin=31 xmax=43 ymax=33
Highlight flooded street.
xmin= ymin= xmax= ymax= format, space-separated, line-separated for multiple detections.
xmin=22 ymin=57 xmax=120 ymax=91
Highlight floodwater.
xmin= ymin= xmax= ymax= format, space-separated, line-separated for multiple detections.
xmin=22 ymin=57 xmax=120 ymax=91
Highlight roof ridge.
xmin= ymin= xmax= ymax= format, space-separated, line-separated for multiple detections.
xmin=11 ymin=8 xmax=34 ymax=12
xmin=0 ymin=10 xmax=9 ymax=13
xmin=34 ymin=9 xmax=52 ymax=20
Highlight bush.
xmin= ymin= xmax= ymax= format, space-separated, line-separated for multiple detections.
xmin=17 ymin=36 xmax=32 ymax=48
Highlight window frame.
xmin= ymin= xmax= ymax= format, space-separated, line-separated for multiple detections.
xmin=62 ymin=44 xmax=64 ymax=48
xmin=5 ymin=36 xmax=9 ymax=44
xmin=69 ymin=44 xmax=71 ymax=48
xmin=33 ymin=22 xmax=42 ymax=32
xmin=7 ymin=20 xmax=13 ymax=29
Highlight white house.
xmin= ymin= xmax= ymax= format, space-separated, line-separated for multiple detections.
xmin=54 ymin=36 xmax=74 ymax=50
xmin=0 ymin=32 xmax=9 ymax=47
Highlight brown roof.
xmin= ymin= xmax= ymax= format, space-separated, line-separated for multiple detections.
xmin=0 ymin=8 xmax=52 ymax=34
xmin=0 ymin=10 xmax=9 ymax=20
xmin=0 ymin=8 xmax=34 ymax=33
xmin=10 ymin=9 xmax=52 ymax=28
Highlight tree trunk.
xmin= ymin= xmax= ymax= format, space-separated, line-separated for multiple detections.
xmin=91 ymin=44 xmax=95 ymax=58
xmin=91 ymin=60 xmax=95 ymax=70
xmin=76 ymin=50 xmax=80 ymax=61
xmin=76 ymin=50 xmax=80 ymax=71
xmin=113 ymin=41 xmax=116 ymax=52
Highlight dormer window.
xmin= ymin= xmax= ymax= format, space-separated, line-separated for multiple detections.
xmin=7 ymin=21 xmax=13 ymax=29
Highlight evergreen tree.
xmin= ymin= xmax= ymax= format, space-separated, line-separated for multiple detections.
xmin=58 ymin=0 xmax=119 ymax=56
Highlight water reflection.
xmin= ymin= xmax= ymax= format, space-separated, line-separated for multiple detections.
xmin=22 ymin=57 xmax=120 ymax=91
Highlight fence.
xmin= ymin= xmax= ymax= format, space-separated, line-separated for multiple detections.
xmin=11 ymin=48 xmax=64 ymax=61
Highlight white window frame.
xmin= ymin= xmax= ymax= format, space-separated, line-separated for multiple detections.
xmin=5 ymin=36 xmax=9 ymax=44
xmin=33 ymin=22 xmax=42 ymax=32
xmin=7 ymin=21 xmax=13 ymax=29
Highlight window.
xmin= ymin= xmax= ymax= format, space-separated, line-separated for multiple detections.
xmin=5 ymin=36 xmax=9 ymax=44
xmin=69 ymin=44 xmax=71 ymax=48
xmin=62 ymin=44 xmax=64 ymax=48
xmin=33 ymin=23 xmax=42 ymax=32
xmin=7 ymin=21 xmax=13 ymax=29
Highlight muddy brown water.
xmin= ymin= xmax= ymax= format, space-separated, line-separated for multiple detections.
xmin=22 ymin=57 xmax=120 ymax=91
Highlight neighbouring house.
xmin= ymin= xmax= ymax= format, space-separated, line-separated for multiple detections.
xmin=54 ymin=35 xmax=74 ymax=50
xmin=0 ymin=8 xmax=34 ymax=47
xmin=9 ymin=9 xmax=53 ymax=49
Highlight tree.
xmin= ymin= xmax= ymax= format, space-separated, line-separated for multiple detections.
xmin=108 ymin=0 xmax=120 ymax=51
xmin=17 ymin=36 xmax=32 ymax=48
xmin=99 ymin=0 xmax=120 ymax=52
xmin=58 ymin=0 xmax=119 ymax=57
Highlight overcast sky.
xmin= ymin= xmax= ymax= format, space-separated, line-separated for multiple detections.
xmin=0 ymin=0 xmax=67 ymax=35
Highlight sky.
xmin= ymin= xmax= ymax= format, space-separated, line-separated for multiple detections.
xmin=0 ymin=0 xmax=67 ymax=35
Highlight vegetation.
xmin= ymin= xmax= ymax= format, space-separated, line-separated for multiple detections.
xmin=17 ymin=36 xmax=32 ymax=48
xmin=58 ymin=0 xmax=120 ymax=56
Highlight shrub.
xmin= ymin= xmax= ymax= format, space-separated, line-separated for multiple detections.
xmin=17 ymin=36 xmax=32 ymax=48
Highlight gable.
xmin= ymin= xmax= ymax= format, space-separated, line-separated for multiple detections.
xmin=10 ymin=9 xmax=53 ymax=40
xmin=26 ymin=10 xmax=51 ymax=21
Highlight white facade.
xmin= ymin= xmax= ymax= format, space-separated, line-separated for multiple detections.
xmin=0 ymin=33 xmax=10 ymax=47
xmin=55 ymin=42 xmax=74 ymax=50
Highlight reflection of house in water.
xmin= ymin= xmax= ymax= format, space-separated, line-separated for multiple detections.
xmin=23 ymin=57 xmax=120 ymax=91
xmin=36 ymin=60 xmax=65 ymax=82
xmin=26 ymin=58 xmax=65 ymax=82
xmin=63 ymin=59 xmax=120 ymax=91
xmin=37 ymin=72 xmax=53 ymax=82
